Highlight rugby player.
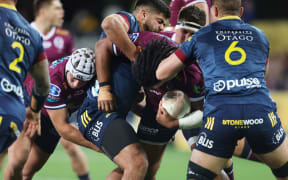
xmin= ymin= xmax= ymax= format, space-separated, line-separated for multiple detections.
xmin=31 ymin=1 xmax=91 ymax=179
xmin=154 ymin=0 xmax=288 ymax=179
xmin=0 ymin=0 xmax=50 ymax=179
xmin=168 ymin=0 xmax=211 ymax=31
xmin=21 ymin=48 xmax=99 ymax=180
xmin=97 ymin=0 xmax=170 ymax=114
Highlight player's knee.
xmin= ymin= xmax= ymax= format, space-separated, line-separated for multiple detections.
xmin=128 ymin=153 xmax=148 ymax=174
xmin=22 ymin=165 xmax=40 ymax=180
xmin=62 ymin=142 xmax=81 ymax=157
xmin=272 ymin=161 xmax=288 ymax=178
xmin=145 ymin=160 xmax=161 ymax=178
xmin=135 ymin=155 xmax=149 ymax=171
xmin=187 ymin=161 xmax=217 ymax=180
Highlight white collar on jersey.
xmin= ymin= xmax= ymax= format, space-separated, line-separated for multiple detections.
xmin=30 ymin=22 xmax=56 ymax=41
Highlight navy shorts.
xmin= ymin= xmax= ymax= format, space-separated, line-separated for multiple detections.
xmin=137 ymin=104 xmax=178 ymax=144
xmin=77 ymin=98 xmax=120 ymax=149
xmin=182 ymin=128 xmax=201 ymax=147
xmin=34 ymin=114 xmax=60 ymax=154
xmin=0 ymin=114 xmax=23 ymax=153
xmin=195 ymin=104 xmax=286 ymax=158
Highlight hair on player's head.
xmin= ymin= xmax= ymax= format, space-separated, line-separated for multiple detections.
xmin=134 ymin=0 xmax=170 ymax=19
xmin=211 ymin=0 xmax=242 ymax=15
xmin=178 ymin=5 xmax=206 ymax=26
xmin=132 ymin=38 xmax=177 ymax=88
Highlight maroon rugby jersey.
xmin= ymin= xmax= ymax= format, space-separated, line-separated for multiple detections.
xmin=169 ymin=0 xmax=211 ymax=26
xmin=31 ymin=22 xmax=74 ymax=64
xmin=145 ymin=62 xmax=205 ymax=113
xmin=113 ymin=31 xmax=205 ymax=113
xmin=25 ymin=57 xmax=90 ymax=117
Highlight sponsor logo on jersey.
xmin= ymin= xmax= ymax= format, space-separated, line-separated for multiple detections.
xmin=222 ymin=118 xmax=263 ymax=128
xmin=49 ymin=57 xmax=68 ymax=69
xmin=1 ymin=78 xmax=23 ymax=98
xmin=272 ymin=127 xmax=285 ymax=144
xmin=43 ymin=41 xmax=52 ymax=49
xmin=138 ymin=125 xmax=159 ymax=135
xmin=88 ymin=120 xmax=103 ymax=142
xmin=4 ymin=22 xmax=31 ymax=46
xmin=54 ymin=36 xmax=64 ymax=49
xmin=148 ymin=89 xmax=162 ymax=96
xmin=213 ymin=78 xmax=261 ymax=92
xmin=216 ymin=30 xmax=254 ymax=42
xmin=49 ymin=84 xmax=61 ymax=96
xmin=196 ymin=132 xmax=214 ymax=149
xmin=268 ymin=112 xmax=277 ymax=127
xmin=129 ymin=33 xmax=140 ymax=42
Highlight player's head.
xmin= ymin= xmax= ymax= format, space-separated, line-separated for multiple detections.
xmin=132 ymin=39 xmax=177 ymax=88
xmin=33 ymin=0 xmax=64 ymax=27
xmin=210 ymin=0 xmax=243 ymax=23
xmin=133 ymin=0 xmax=170 ymax=32
xmin=65 ymin=48 xmax=96 ymax=89
xmin=175 ymin=5 xmax=206 ymax=44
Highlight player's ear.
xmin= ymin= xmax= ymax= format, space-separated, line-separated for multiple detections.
xmin=239 ymin=7 xmax=244 ymax=17
xmin=141 ymin=8 xmax=148 ymax=19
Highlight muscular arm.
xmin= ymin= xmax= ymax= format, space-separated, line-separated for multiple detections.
xmin=29 ymin=59 xmax=50 ymax=97
xmin=156 ymin=53 xmax=185 ymax=82
xmin=26 ymin=59 xmax=50 ymax=137
xmin=95 ymin=38 xmax=113 ymax=84
xmin=47 ymin=108 xmax=101 ymax=152
xmin=101 ymin=14 xmax=138 ymax=61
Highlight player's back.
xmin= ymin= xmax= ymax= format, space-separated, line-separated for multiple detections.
xmin=0 ymin=4 xmax=45 ymax=118
xmin=190 ymin=16 xmax=272 ymax=106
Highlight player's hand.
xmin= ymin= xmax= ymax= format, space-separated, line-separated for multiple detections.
xmin=25 ymin=107 xmax=41 ymax=138
xmin=156 ymin=101 xmax=179 ymax=129
xmin=98 ymin=85 xmax=117 ymax=113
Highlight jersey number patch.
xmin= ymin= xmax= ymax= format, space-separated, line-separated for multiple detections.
xmin=225 ymin=41 xmax=246 ymax=66
xmin=9 ymin=41 xmax=24 ymax=73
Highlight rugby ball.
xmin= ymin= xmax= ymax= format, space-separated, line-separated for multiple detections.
xmin=161 ymin=90 xmax=191 ymax=119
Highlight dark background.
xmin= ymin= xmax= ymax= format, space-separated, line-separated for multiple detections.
xmin=16 ymin=0 xmax=288 ymax=23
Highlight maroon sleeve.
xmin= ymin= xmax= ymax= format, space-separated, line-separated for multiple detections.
xmin=174 ymin=48 xmax=187 ymax=64
xmin=33 ymin=52 xmax=48 ymax=64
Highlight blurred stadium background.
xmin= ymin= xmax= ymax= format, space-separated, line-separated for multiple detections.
xmin=1 ymin=0 xmax=287 ymax=179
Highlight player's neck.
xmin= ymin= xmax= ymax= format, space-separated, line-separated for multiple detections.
xmin=34 ymin=18 xmax=53 ymax=34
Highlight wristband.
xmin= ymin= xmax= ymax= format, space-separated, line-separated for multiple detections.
xmin=99 ymin=81 xmax=111 ymax=87
xmin=30 ymin=88 xmax=48 ymax=113
xmin=179 ymin=110 xmax=203 ymax=129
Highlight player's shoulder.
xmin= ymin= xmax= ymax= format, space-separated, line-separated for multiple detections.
xmin=55 ymin=27 xmax=71 ymax=36
xmin=49 ymin=57 xmax=68 ymax=83
xmin=117 ymin=11 xmax=134 ymax=19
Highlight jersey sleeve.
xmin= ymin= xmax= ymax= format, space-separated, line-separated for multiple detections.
xmin=44 ymin=73 xmax=67 ymax=110
xmin=99 ymin=11 xmax=139 ymax=39
xmin=184 ymin=63 xmax=205 ymax=101
xmin=112 ymin=32 xmax=140 ymax=56
xmin=33 ymin=36 xmax=48 ymax=64
xmin=175 ymin=36 xmax=197 ymax=65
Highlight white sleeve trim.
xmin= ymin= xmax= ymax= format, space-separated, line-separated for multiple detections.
xmin=112 ymin=44 xmax=118 ymax=56
xmin=189 ymin=96 xmax=205 ymax=102
xmin=185 ymin=0 xmax=207 ymax=7
xmin=44 ymin=104 xmax=67 ymax=109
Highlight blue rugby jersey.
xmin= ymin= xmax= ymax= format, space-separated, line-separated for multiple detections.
xmin=0 ymin=3 xmax=46 ymax=119
xmin=174 ymin=16 xmax=273 ymax=112
xmin=99 ymin=11 xmax=140 ymax=39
